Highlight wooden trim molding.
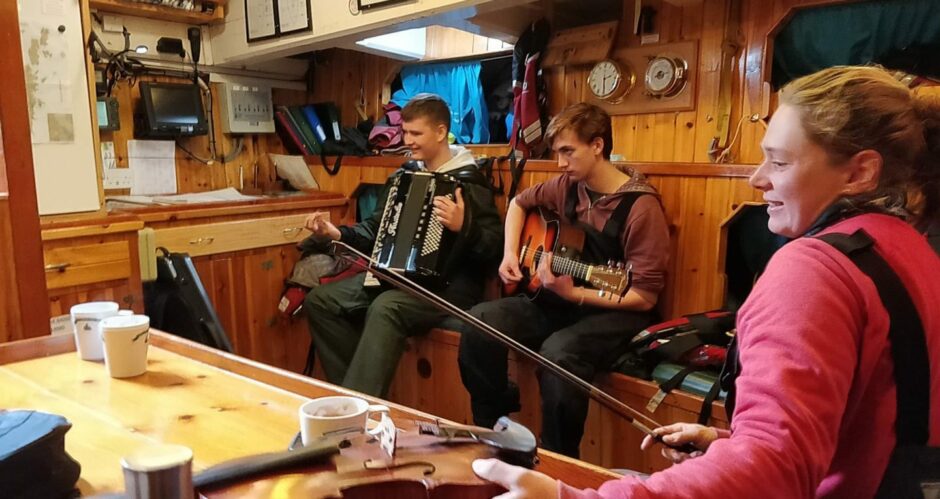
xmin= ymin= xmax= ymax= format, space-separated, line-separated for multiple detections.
xmin=310 ymin=155 xmax=757 ymax=178
xmin=0 ymin=0 xmax=50 ymax=334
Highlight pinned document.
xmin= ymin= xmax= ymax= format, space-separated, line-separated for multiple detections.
xmin=128 ymin=140 xmax=177 ymax=195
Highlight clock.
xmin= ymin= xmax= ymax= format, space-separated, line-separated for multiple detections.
xmin=644 ymin=56 xmax=688 ymax=98
xmin=588 ymin=59 xmax=635 ymax=102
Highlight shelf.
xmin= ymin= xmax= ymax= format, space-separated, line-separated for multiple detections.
xmin=89 ymin=0 xmax=227 ymax=25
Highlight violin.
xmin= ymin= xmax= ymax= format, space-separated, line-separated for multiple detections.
xmin=194 ymin=417 xmax=537 ymax=499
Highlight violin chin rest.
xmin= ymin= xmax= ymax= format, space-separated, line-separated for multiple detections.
xmin=481 ymin=417 xmax=538 ymax=469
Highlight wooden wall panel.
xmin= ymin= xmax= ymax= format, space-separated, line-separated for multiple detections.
xmin=424 ymin=26 xmax=511 ymax=61
xmin=0 ymin=198 xmax=24 ymax=343
xmin=192 ymin=245 xmax=311 ymax=373
xmin=101 ymin=76 xmax=288 ymax=196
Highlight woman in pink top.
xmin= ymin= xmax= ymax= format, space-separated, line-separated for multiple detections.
xmin=472 ymin=66 xmax=940 ymax=498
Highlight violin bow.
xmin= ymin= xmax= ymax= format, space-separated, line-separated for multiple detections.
xmin=331 ymin=241 xmax=697 ymax=454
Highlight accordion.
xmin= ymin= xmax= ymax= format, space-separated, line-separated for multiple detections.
xmin=368 ymin=170 xmax=459 ymax=284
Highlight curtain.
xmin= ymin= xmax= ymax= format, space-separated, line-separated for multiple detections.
xmin=772 ymin=0 xmax=940 ymax=87
xmin=391 ymin=61 xmax=490 ymax=144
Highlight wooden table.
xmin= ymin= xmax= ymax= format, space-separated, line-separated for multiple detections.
xmin=0 ymin=331 xmax=619 ymax=496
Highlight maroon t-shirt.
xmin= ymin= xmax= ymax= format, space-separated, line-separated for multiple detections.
xmin=514 ymin=171 xmax=670 ymax=295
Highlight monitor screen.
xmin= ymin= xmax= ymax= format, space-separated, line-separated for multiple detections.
xmin=150 ymin=86 xmax=201 ymax=125
xmin=97 ymin=100 xmax=109 ymax=127
xmin=137 ymin=82 xmax=207 ymax=137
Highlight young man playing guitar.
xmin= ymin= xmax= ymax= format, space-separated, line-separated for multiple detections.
xmin=455 ymin=103 xmax=670 ymax=458
xmin=303 ymin=94 xmax=503 ymax=398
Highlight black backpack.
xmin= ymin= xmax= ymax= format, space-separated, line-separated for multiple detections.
xmin=144 ymin=248 xmax=233 ymax=352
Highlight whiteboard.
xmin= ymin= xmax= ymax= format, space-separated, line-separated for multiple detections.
xmin=18 ymin=0 xmax=101 ymax=215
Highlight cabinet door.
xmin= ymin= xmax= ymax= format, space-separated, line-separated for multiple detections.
xmin=17 ymin=0 xmax=101 ymax=215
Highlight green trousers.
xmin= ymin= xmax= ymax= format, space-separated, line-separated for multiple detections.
xmin=304 ymin=273 xmax=446 ymax=398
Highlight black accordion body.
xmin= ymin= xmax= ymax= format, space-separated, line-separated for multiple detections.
xmin=370 ymin=170 xmax=459 ymax=283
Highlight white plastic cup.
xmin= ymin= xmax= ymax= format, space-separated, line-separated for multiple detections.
xmin=70 ymin=301 xmax=119 ymax=361
xmin=298 ymin=396 xmax=390 ymax=446
xmin=100 ymin=315 xmax=151 ymax=378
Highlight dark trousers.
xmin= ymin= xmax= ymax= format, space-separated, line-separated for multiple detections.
xmin=304 ymin=273 xmax=446 ymax=398
xmin=455 ymin=295 xmax=654 ymax=458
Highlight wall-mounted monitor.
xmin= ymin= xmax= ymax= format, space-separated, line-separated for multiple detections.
xmin=97 ymin=97 xmax=120 ymax=131
xmin=135 ymin=82 xmax=208 ymax=138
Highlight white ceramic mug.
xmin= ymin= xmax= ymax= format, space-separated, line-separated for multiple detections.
xmin=71 ymin=301 xmax=120 ymax=361
xmin=298 ymin=396 xmax=390 ymax=446
xmin=100 ymin=315 xmax=151 ymax=378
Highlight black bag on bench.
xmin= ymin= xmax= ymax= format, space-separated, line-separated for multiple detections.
xmin=144 ymin=248 xmax=233 ymax=352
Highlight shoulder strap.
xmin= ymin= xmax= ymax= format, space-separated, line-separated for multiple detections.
xmin=563 ymin=181 xmax=580 ymax=224
xmin=817 ymin=229 xmax=930 ymax=446
xmin=601 ymin=192 xmax=644 ymax=240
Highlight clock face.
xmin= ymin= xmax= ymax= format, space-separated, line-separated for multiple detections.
xmin=644 ymin=56 xmax=688 ymax=97
xmin=588 ymin=60 xmax=633 ymax=101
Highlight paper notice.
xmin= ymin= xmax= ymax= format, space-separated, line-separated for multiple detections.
xmin=103 ymin=168 xmax=133 ymax=189
xmin=128 ymin=140 xmax=177 ymax=195
xmin=269 ymin=153 xmax=318 ymax=190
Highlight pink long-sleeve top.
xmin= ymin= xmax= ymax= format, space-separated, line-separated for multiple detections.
xmin=560 ymin=213 xmax=940 ymax=498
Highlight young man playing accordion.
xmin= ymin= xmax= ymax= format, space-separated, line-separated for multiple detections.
xmin=303 ymin=94 xmax=502 ymax=398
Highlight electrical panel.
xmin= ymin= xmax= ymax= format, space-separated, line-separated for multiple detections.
xmin=219 ymin=82 xmax=275 ymax=134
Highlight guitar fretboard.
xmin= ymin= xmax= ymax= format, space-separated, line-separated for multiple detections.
xmin=533 ymin=248 xmax=591 ymax=281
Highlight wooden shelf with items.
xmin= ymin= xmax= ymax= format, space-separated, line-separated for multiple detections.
xmin=88 ymin=0 xmax=228 ymax=25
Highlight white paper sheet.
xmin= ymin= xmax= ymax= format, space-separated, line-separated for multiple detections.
xmin=151 ymin=187 xmax=261 ymax=204
xmin=269 ymin=153 xmax=318 ymax=190
xmin=277 ymin=0 xmax=310 ymax=33
xmin=128 ymin=140 xmax=177 ymax=195
xmin=101 ymin=141 xmax=116 ymax=169
xmin=20 ymin=21 xmax=72 ymax=144
xmin=103 ymin=168 xmax=133 ymax=189
xmin=246 ymin=0 xmax=277 ymax=40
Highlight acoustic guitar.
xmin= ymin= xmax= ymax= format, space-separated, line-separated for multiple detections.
xmin=504 ymin=209 xmax=631 ymax=300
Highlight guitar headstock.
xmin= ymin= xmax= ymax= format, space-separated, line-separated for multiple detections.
xmin=588 ymin=261 xmax=633 ymax=301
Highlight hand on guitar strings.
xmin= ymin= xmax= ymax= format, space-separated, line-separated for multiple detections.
xmin=304 ymin=211 xmax=341 ymax=241
xmin=498 ymin=252 xmax=524 ymax=285
xmin=536 ymin=252 xmax=577 ymax=302
xmin=640 ymin=422 xmax=721 ymax=464
xmin=472 ymin=458 xmax=559 ymax=499
xmin=433 ymin=187 xmax=465 ymax=232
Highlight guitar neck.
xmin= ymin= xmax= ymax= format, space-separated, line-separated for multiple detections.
xmin=548 ymin=255 xmax=593 ymax=282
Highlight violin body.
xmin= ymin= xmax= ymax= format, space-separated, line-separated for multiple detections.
xmin=197 ymin=420 xmax=513 ymax=499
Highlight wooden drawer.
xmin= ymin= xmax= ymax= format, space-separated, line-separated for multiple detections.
xmin=44 ymin=241 xmax=131 ymax=289
xmin=152 ymin=213 xmax=313 ymax=257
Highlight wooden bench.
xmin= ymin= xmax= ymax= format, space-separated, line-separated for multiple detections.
xmin=385 ymin=328 xmax=727 ymax=473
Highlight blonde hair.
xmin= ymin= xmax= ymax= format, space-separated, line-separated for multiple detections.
xmin=780 ymin=66 xmax=940 ymax=224
xmin=545 ymin=103 xmax=613 ymax=160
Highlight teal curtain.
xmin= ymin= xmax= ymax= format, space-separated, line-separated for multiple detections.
xmin=772 ymin=0 xmax=940 ymax=87
xmin=391 ymin=61 xmax=490 ymax=144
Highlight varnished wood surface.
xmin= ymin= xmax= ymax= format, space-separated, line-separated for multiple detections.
xmin=120 ymin=191 xmax=349 ymax=226
xmin=42 ymin=217 xmax=145 ymax=324
xmin=152 ymin=213 xmax=312 ymax=258
xmin=0 ymin=331 xmax=619 ymax=496
xmin=0 ymin=0 xmax=49 ymax=338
